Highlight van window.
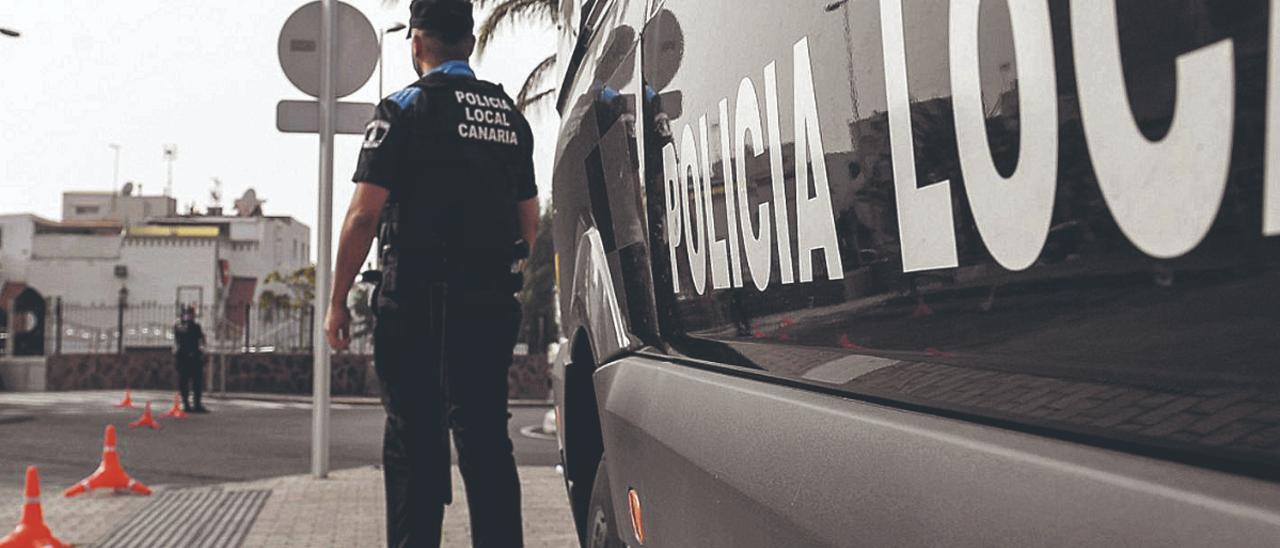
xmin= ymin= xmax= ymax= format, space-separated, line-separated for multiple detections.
xmin=640 ymin=0 xmax=1280 ymax=477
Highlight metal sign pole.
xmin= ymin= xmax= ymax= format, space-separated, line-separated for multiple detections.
xmin=311 ymin=0 xmax=336 ymax=480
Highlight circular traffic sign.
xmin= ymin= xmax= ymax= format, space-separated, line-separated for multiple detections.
xmin=278 ymin=1 xmax=378 ymax=99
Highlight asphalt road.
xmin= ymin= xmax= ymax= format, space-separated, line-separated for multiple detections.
xmin=0 ymin=391 xmax=559 ymax=493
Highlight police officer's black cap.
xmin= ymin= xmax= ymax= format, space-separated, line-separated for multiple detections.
xmin=408 ymin=0 xmax=474 ymax=41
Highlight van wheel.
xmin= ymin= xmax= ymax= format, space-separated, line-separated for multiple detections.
xmin=587 ymin=459 xmax=627 ymax=548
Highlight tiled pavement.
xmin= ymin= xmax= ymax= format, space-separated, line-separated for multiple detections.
xmin=0 ymin=465 xmax=577 ymax=547
xmin=722 ymin=339 xmax=1280 ymax=461
xmin=850 ymin=360 xmax=1280 ymax=459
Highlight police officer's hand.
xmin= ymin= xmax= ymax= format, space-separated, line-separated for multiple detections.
xmin=325 ymin=304 xmax=352 ymax=351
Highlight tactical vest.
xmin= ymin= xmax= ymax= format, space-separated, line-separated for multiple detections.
xmin=378 ymin=74 xmax=529 ymax=297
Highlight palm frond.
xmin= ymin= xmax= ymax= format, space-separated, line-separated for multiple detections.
xmin=517 ymin=88 xmax=557 ymax=111
xmin=516 ymin=54 xmax=557 ymax=105
xmin=382 ymin=0 xmax=557 ymax=55
xmin=383 ymin=0 xmax=540 ymax=11
xmin=475 ymin=0 xmax=558 ymax=54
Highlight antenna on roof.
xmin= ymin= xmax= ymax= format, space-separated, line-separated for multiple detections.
xmin=162 ymin=145 xmax=178 ymax=196
xmin=209 ymin=178 xmax=223 ymax=210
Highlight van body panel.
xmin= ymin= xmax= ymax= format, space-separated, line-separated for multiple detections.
xmin=595 ymin=355 xmax=1280 ymax=547
xmin=551 ymin=0 xmax=1280 ymax=542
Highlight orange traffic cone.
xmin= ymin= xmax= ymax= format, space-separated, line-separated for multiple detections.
xmin=161 ymin=395 xmax=187 ymax=419
xmin=838 ymin=334 xmax=864 ymax=350
xmin=0 ymin=466 xmax=67 ymax=548
xmin=925 ymin=347 xmax=955 ymax=358
xmin=128 ymin=402 xmax=161 ymax=430
xmin=63 ymin=425 xmax=151 ymax=497
xmin=114 ymin=389 xmax=134 ymax=408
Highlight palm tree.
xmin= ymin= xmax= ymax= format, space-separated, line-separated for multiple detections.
xmin=383 ymin=0 xmax=559 ymax=110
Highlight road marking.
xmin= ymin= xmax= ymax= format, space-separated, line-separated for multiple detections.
xmin=0 ymin=392 xmax=359 ymax=412
xmin=518 ymin=425 xmax=556 ymax=441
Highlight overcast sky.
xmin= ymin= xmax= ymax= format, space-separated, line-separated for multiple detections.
xmin=0 ymin=1 xmax=559 ymax=258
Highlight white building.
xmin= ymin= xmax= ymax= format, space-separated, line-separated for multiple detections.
xmin=0 ymin=214 xmax=124 ymax=306
xmin=0 ymin=190 xmax=311 ymax=311
xmin=61 ymin=189 xmax=176 ymax=226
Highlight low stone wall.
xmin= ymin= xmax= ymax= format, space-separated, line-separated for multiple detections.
xmin=509 ymin=354 xmax=550 ymax=400
xmin=44 ymin=350 xmax=551 ymax=399
xmin=46 ymin=350 xmax=375 ymax=396
xmin=219 ymin=354 xmax=375 ymax=396
xmin=0 ymin=357 xmax=47 ymax=391
xmin=47 ymin=349 xmax=179 ymax=392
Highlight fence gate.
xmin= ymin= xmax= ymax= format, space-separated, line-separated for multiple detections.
xmin=12 ymin=288 xmax=45 ymax=356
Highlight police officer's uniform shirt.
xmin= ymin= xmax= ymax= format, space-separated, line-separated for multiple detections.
xmin=174 ymin=320 xmax=202 ymax=356
xmin=353 ymin=61 xmax=536 ymax=286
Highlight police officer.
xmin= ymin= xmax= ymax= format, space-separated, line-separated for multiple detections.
xmin=173 ymin=306 xmax=208 ymax=413
xmin=324 ymin=1 xmax=538 ymax=546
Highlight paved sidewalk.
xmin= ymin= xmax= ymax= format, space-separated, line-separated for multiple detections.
xmin=0 ymin=465 xmax=577 ymax=547
xmin=242 ymin=466 xmax=577 ymax=547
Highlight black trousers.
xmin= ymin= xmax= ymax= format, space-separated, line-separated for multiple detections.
xmin=175 ymin=354 xmax=204 ymax=408
xmin=375 ymin=288 xmax=524 ymax=548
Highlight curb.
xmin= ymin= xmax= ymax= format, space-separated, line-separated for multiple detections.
xmin=510 ymin=399 xmax=554 ymax=408
xmin=207 ymin=392 xmax=552 ymax=408
xmin=207 ymin=392 xmax=381 ymax=406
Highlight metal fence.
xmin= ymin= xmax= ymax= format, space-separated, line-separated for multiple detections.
xmin=47 ymin=300 xmax=374 ymax=355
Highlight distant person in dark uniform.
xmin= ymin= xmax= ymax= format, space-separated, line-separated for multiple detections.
xmin=173 ymin=306 xmax=208 ymax=413
xmin=324 ymin=1 xmax=538 ymax=546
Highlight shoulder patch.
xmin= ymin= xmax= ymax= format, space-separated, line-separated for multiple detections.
xmin=363 ymin=120 xmax=392 ymax=149
xmin=387 ymin=87 xmax=423 ymax=109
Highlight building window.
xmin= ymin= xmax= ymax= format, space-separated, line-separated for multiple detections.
xmin=74 ymin=206 xmax=100 ymax=215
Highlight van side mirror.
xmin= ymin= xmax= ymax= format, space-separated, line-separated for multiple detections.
xmin=659 ymin=90 xmax=683 ymax=120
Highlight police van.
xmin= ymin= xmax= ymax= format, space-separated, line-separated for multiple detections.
xmin=549 ymin=1 xmax=1280 ymax=545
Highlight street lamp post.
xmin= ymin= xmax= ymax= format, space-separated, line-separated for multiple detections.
xmin=824 ymin=0 xmax=866 ymax=262
xmin=825 ymin=0 xmax=859 ymax=121
xmin=378 ymin=23 xmax=407 ymax=100
xmin=162 ymin=145 xmax=178 ymax=197
xmin=373 ymin=22 xmax=405 ymax=276
xmin=116 ymin=286 xmax=129 ymax=355
xmin=109 ymin=143 xmax=122 ymax=191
